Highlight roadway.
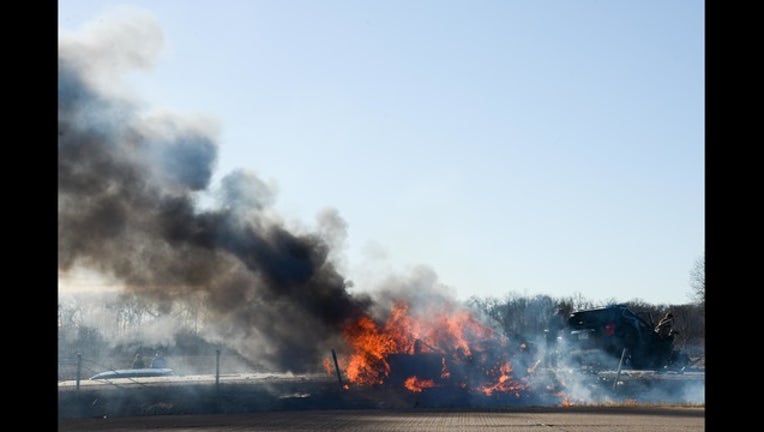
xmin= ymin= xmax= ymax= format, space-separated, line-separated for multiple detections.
xmin=58 ymin=406 xmax=705 ymax=431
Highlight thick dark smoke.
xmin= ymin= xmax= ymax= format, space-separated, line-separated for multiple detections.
xmin=58 ymin=11 xmax=370 ymax=372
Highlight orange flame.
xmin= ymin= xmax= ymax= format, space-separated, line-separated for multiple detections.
xmin=404 ymin=376 xmax=437 ymax=393
xmin=329 ymin=299 xmax=530 ymax=397
xmin=440 ymin=357 xmax=451 ymax=379
xmin=479 ymin=361 xmax=527 ymax=396
xmin=323 ymin=358 xmax=334 ymax=375
xmin=342 ymin=315 xmax=397 ymax=385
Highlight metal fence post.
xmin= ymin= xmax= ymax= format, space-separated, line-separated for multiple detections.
xmin=215 ymin=349 xmax=221 ymax=391
xmin=331 ymin=349 xmax=343 ymax=388
xmin=76 ymin=353 xmax=82 ymax=392
xmin=613 ymin=348 xmax=627 ymax=390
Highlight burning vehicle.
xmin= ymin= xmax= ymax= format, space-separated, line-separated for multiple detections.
xmin=323 ymin=299 xmax=569 ymax=407
xmin=564 ymin=304 xmax=688 ymax=370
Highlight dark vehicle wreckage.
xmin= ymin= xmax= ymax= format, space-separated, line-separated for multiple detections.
xmin=562 ymin=304 xmax=689 ymax=370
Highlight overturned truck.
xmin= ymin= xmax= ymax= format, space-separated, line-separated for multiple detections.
xmin=562 ymin=304 xmax=689 ymax=370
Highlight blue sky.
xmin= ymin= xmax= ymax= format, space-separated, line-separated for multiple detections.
xmin=58 ymin=1 xmax=704 ymax=305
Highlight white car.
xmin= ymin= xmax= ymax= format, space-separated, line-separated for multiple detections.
xmin=90 ymin=368 xmax=174 ymax=380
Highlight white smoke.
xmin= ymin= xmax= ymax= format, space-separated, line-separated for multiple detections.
xmin=58 ymin=6 xmax=163 ymax=101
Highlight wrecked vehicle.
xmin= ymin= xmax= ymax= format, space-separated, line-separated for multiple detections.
xmin=564 ymin=304 xmax=688 ymax=370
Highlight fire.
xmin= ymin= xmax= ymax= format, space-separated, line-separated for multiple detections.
xmin=330 ymin=299 xmax=529 ymax=397
xmin=342 ymin=314 xmax=397 ymax=385
xmin=479 ymin=361 xmax=525 ymax=396
xmin=404 ymin=376 xmax=437 ymax=393
xmin=440 ymin=357 xmax=450 ymax=379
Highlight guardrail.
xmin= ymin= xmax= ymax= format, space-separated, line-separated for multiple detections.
xmin=59 ymin=351 xmax=226 ymax=392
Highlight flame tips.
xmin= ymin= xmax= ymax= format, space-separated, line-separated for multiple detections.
xmin=404 ymin=376 xmax=437 ymax=393
xmin=335 ymin=298 xmax=530 ymax=399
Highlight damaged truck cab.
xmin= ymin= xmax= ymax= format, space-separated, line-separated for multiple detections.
xmin=564 ymin=304 xmax=686 ymax=370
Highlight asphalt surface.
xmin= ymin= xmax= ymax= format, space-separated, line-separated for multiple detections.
xmin=58 ymin=407 xmax=705 ymax=431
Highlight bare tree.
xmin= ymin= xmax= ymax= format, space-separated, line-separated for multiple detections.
xmin=689 ymin=253 xmax=705 ymax=304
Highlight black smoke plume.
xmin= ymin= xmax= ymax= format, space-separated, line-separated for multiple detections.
xmin=58 ymin=10 xmax=370 ymax=372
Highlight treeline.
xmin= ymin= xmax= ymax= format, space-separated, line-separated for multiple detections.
xmin=58 ymin=290 xmax=705 ymax=379
xmin=58 ymin=291 xmax=215 ymax=379
xmin=467 ymin=292 xmax=705 ymax=355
